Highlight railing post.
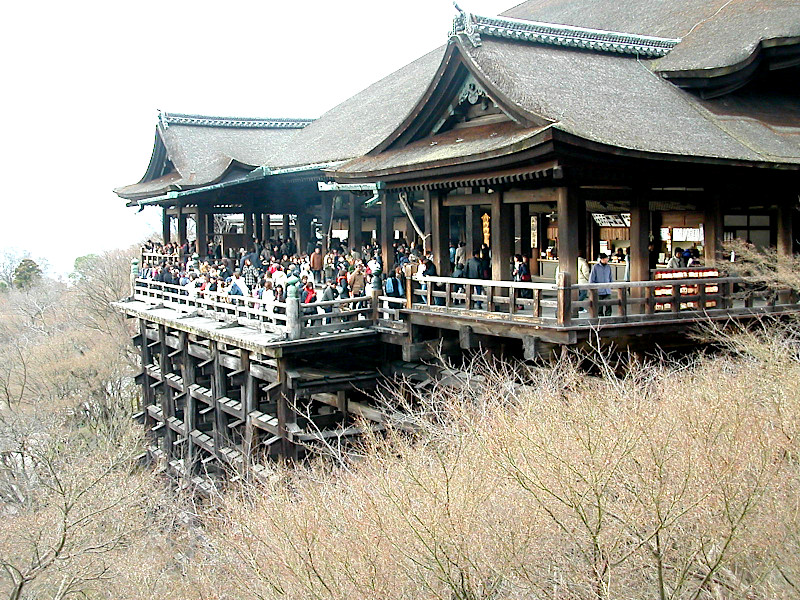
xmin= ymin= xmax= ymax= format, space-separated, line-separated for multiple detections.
xmin=130 ymin=258 xmax=139 ymax=299
xmin=671 ymin=284 xmax=681 ymax=313
xmin=371 ymin=288 xmax=381 ymax=325
xmin=557 ymin=271 xmax=572 ymax=326
xmin=287 ymin=297 xmax=302 ymax=340
xmin=406 ymin=275 xmax=414 ymax=307
xmin=617 ymin=287 xmax=628 ymax=320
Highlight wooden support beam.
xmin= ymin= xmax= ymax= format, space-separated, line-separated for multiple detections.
xmin=179 ymin=331 xmax=197 ymax=473
xmin=177 ymin=206 xmax=188 ymax=246
xmin=162 ymin=208 xmax=171 ymax=244
xmin=158 ymin=325 xmax=177 ymax=456
xmin=210 ymin=341 xmax=228 ymax=458
xmin=261 ymin=212 xmax=271 ymax=242
xmin=195 ymin=209 xmax=207 ymax=258
xmin=630 ymin=192 xmax=650 ymax=282
xmin=380 ymin=192 xmax=396 ymax=271
xmin=557 ymin=187 xmax=581 ymax=291
xmin=515 ymin=203 xmax=531 ymax=258
xmin=253 ymin=213 xmax=263 ymax=243
xmin=464 ymin=205 xmax=483 ymax=260
xmin=348 ymin=193 xmax=363 ymax=250
xmin=431 ymin=190 xmax=451 ymax=276
xmin=777 ymin=195 xmax=794 ymax=259
xmin=296 ymin=211 xmax=311 ymax=255
xmin=704 ymin=193 xmax=724 ymax=267
xmin=491 ymin=191 xmax=513 ymax=280
xmin=276 ymin=357 xmax=296 ymax=460
xmin=244 ymin=208 xmax=255 ymax=243
xmin=282 ymin=214 xmax=290 ymax=241
xmin=423 ymin=190 xmax=433 ymax=253
xmin=321 ymin=195 xmax=333 ymax=254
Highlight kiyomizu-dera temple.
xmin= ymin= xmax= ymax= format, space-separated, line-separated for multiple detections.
xmin=114 ymin=0 xmax=800 ymax=477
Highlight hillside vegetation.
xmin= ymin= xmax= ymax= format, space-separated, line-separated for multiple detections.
xmin=0 ymin=247 xmax=798 ymax=599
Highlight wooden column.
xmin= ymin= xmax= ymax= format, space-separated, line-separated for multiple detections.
xmin=431 ymin=190 xmax=451 ymax=276
xmin=177 ymin=206 xmax=188 ymax=246
xmin=380 ymin=192 xmax=395 ymax=270
xmin=515 ymin=203 xmax=532 ymax=257
xmin=158 ymin=325 xmax=176 ymax=455
xmin=210 ymin=341 xmax=228 ymax=458
xmin=423 ymin=190 xmax=433 ymax=253
xmin=777 ymin=196 xmax=794 ymax=259
xmin=253 ymin=212 xmax=263 ymax=243
xmin=348 ymin=193 xmax=362 ymax=250
xmin=195 ymin=209 xmax=207 ymax=258
xmin=261 ymin=213 xmax=271 ymax=242
xmin=282 ymin=214 xmax=290 ymax=240
xmin=557 ymin=187 xmax=581 ymax=286
xmin=321 ymin=195 xmax=333 ymax=254
xmin=162 ymin=208 xmax=171 ymax=244
xmin=206 ymin=212 xmax=215 ymax=239
xmin=630 ymin=193 xmax=651 ymax=281
xmin=296 ymin=211 xmax=311 ymax=255
xmin=179 ymin=331 xmax=197 ymax=473
xmin=704 ymin=193 xmax=724 ymax=267
xmin=464 ymin=205 xmax=483 ymax=259
xmin=491 ymin=191 xmax=513 ymax=280
xmin=244 ymin=208 xmax=255 ymax=243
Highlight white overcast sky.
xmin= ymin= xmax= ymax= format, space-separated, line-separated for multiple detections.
xmin=2 ymin=0 xmax=517 ymax=275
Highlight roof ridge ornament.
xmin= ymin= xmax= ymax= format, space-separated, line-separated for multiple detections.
xmin=450 ymin=6 xmax=681 ymax=57
xmin=159 ymin=113 xmax=315 ymax=129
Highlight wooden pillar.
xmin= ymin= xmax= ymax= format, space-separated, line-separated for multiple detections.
xmin=491 ymin=191 xmax=513 ymax=280
xmin=244 ymin=208 xmax=255 ymax=243
xmin=276 ymin=357 xmax=296 ymax=460
xmin=139 ymin=320 xmax=155 ymax=435
xmin=704 ymin=193 xmax=724 ymax=267
xmin=431 ymin=190 xmax=451 ymax=276
xmin=261 ymin=213 xmax=271 ymax=242
xmin=158 ymin=325 xmax=176 ymax=455
xmin=195 ymin=209 xmax=207 ymax=258
xmin=162 ymin=208 xmax=171 ymax=244
xmin=515 ymin=203 xmax=532 ymax=258
xmin=282 ymin=214 xmax=290 ymax=240
xmin=296 ymin=211 xmax=311 ymax=256
xmin=557 ymin=187 xmax=581 ymax=287
xmin=464 ymin=205 xmax=483 ymax=259
xmin=177 ymin=206 xmax=188 ymax=246
xmin=777 ymin=196 xmax=794 ymax=259
xmin=423 ymin=190 xmax=433 ymax=253
xmin=206 ymin=212 xmax=215 ymax=238
xmin=530 ymin=212 xmax=545 ymax=276
xmin=179 ymin=331 xmax=197 ymax=473
xmin=630 ymin=193 xmax=651 ymax=281
xmin=348 ymin=194 xmax=362 ymax=250
xmin=321 ymin=195 xmax=333 ymax=254
xmin=380 ymin=192 xmax=395 ymax=270
xmin=253 ymin=212 xmax=263 ymax=243
xmin=211 ymin=341 xmax=230 ymax=462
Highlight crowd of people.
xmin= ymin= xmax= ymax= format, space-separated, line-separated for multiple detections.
xmin=139 ymin=236 xmax=440 ymax=314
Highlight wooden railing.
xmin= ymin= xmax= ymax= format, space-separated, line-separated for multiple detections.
xmin=132 ymin=279 xmax=394 ymax=339
xmin=409 ymin=273 xmax=799 ymax=328
xmin=408 ymin=275 xmax=558 ymax=323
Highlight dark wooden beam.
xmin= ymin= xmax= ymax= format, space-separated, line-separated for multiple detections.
xmin=282 ymin=214 xmax=290 ymax=240
xmin=557 ymin=187 xmax=581 ymax=288
xmin=423 ymin=190 xmax=433 ymax=253
xmin=321 ymin=195 xmax=333 ymax=254
xmin=491 ymin=191 xmax=513 ymax=280
xmin=162 ymin=208 xmax=171 ymax=244
xmin=348 ymin=193 xmax=363 ymax=250
xmin=703 ymin=193 xmax=723 ymax=267
xmin=177 ymin=206 xmax=188 ymax=246
xmin=431 ymin=190 xmax=451 ymax=276
xmin=380 ymin=192 xmax=396 ymax=271
xmin=629 ymin=192 xmax=650 ymax=282
xmin=777 ymin=194 xmax=794 ymax=259
xmin=261 ymin=212 xmax=270 ymax=242
xmin=195 ymin=210 xmax=207 ymax=257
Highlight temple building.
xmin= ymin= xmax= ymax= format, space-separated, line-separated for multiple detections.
xmin=114 ymin=0 xmax=800 ymax=479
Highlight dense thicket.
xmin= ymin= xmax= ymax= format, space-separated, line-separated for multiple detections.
xmin=1 ymin=246 xmax=798 ymax=599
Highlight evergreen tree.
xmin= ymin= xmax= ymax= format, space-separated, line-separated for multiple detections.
xmin=13 ymin=258 xmax=42 ymax=289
